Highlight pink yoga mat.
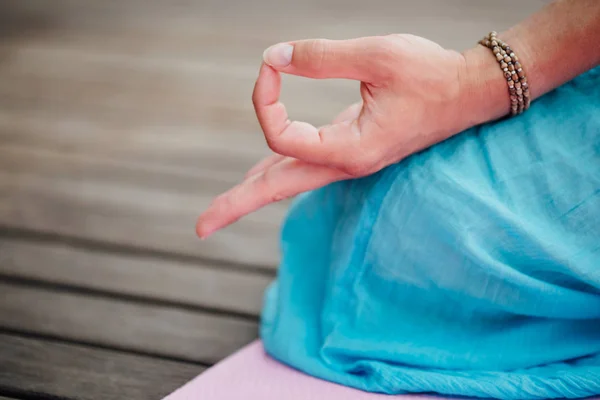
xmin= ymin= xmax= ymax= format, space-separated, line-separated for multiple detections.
xmin=163 ymin=340 xmax=443 ymax=400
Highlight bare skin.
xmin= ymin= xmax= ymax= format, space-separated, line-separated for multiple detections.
xmin=197 ymin=0 xmax=600 ymax=239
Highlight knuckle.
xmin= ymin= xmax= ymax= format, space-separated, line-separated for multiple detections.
xmin=366 ymin=36 xmax=402 ymax=78
xmin=303 ymin=39 xmax=329 ymax=71
xmin=378 ymin=34 xmax=406 ymax=50
xmin=341 ymin=152 xmax=379 ymax=177
xmin=251 ymin=78 xmax=262 ymax=107
xmin=259 ymin=170 xmax=287 ymax=203
xmin=343 ymin=164 xmax=368 ymax=177
xmin=213 ymin=192 xmax=233 ymax=211
xmin=265 ymin=135 xmax=282 ymax=153
xmin=342 ymin=161 xmax=369 ymax=177
xmin=270 ymin=192 xmax=287 ymax=203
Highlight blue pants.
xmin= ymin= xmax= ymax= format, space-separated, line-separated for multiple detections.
xmin=261 ymin=67 xmax=600 ymax=399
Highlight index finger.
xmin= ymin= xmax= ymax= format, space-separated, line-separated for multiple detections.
xmin=196 ymin=157 xmax=349 ymax=239
xmin=252 ymin=63 xmax=360 ymax=168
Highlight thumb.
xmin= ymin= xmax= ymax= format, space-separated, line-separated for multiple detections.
xmin=262 ymin=37 xmax=393 ymax=82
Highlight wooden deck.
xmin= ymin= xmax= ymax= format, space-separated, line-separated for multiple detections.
xmin=0 ymin=1 xmax=547 ymax=399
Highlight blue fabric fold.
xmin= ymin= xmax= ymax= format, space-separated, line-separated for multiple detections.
xmin=260 ymin=67 xmax=600 ymax=399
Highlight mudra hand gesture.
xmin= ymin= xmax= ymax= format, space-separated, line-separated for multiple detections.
xmin=196 ymin=34 xmax=500 ymax=238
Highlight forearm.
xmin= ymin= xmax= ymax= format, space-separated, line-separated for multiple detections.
xmin=461 ymin=0 xmax=600 ymax=126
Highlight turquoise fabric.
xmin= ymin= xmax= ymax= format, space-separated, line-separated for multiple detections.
xmin=260 ymin=66 xmax=600 ymax=399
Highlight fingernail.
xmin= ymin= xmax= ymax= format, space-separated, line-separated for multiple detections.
xmin=263 ymin=43 xmax=293 ymax=68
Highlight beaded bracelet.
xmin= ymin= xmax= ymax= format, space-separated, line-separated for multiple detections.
xmin=479 ymin=31 xmax=530 ymax=116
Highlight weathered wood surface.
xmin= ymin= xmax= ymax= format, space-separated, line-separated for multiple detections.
xmin=0 ymin=0 xmax=550 ymax=399
xmin=0 ymin=280 xmax=258 ymax=364
xmin=0 ymin=0 xmax=547 ymax=269
xmin=0 ymin=145 xmax=285 ymax=270
xmin=0 ymin=235 xmax=272 ymax=317
xmin=0 ymin=333 xmax=203 ymax=400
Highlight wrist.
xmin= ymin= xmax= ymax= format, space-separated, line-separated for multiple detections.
xmin=459 ymin=45 xmax=511 ymax=127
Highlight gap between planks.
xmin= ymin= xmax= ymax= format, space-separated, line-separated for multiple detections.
xmin=0 ymin=279 xmax=259 ymax=365
xmin=0 ymin=145 xmax=284 ymax=269
xmin=0 ymin=332 xmax=204 ymax=400
xmin=0 ymin=229 xmax=274 ymax=318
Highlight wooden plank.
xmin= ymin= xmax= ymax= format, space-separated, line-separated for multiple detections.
xmin=0 ymin=101 xmax=274 ymax=181
xmin=0 ymin=43 xmax=352 ymax=129
xmin=0 ymin=0 xmax=547 ymax=264
xmin=0 ymin=281 xmax=258 ymax=364
xmin=0 ymin=236 xmax=272 ymax=317
xmin=0 ymin=0 xmax=547 ymax=52
xmin=0 ymin=333 xmax=203 ymax=400
xmin=0 ymin=1 xmax=547 ymax=131
xmin=0 ymin=0 xmax=546 ymax=140
xmin=0 ymin=146 xmax=284 ymax=269
xmin=0 ymin=0 xmax=547 ymax=269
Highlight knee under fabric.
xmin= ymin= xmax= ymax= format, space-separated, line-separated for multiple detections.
xmin=260 ymin=67 xmax=600 ymax=400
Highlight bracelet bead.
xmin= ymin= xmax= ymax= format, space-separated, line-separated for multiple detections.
xmin=479 ymin=31 xmax=530 ymax=116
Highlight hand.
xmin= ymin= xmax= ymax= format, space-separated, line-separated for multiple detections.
xmin=197 ymin=34 xmax=488 ymax=239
